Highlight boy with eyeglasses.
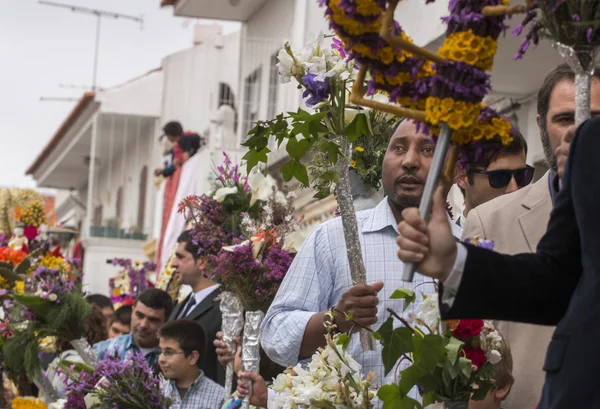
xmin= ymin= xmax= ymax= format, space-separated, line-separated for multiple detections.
xmin=158 ymin=320 xmax=224 ymax=409
xmin=455 ymin=128 xmax=531 ymax=226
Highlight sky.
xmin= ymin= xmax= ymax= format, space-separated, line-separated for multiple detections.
xmin=0 ymin=0 xmax=239 ymax=188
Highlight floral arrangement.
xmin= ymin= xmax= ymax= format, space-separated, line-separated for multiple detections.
xmin=11 ymin=397 xmax=48 ymax=409
xmin=243 ymin=32 xmax=386 ymax=199
xmin=212 ymin=187 xmax=299 ymax=311
xmin=57 ymin=354 xmax=170 ymax=409
xmin=321 ymin=0 xmax=518 ymax=161
xmin=513 ymin=0 xmax=600 ymax=67
xmin=374 ymin=237 xmax=501 ymax=408
xmin=0 ymin=188 xmax=48 ymax=238
xmin=270 ymin=332 xmax=375 ymax=409
xmin=177 ymin=153 xmax=260 ymax=267
xmin=109 ymin=258 xmax=156 ymax=308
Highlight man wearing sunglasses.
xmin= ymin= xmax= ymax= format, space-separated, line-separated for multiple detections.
xmin=459 ymin=64 xmax=600 ymax=409
xmin=456 ymin=129 xmax=531 ymax=226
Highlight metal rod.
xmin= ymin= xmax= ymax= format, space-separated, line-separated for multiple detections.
xmin=85 ymin=115 xmax=99 ymax=238
xmin=403 ymin=123 xmax=452 ymax=282
xmin=92 ymin=15 xmax=101 ymax=92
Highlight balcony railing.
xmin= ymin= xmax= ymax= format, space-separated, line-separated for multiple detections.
xmin=89 ymin=225 xmax=148 ymax=241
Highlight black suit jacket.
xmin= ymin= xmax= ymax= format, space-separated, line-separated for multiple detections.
xmin=169 ymin=287 xmax=225 ymax=386
xmin=440 ymin=118 xmax=600 ymax=409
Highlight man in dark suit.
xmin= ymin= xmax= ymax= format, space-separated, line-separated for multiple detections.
xmin=396 ymin=118 xmax=600 ymax=408
xmin=168 ymin=230 xmax=224 ymax=386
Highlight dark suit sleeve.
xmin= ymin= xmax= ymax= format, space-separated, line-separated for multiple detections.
xmin=440 ymin=119 xmax=599 ymax=326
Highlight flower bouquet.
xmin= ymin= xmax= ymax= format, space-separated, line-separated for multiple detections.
xmin=212 ymin=182 xmax=299 ymax=408
xmin=179 ymin=154 xmax=299 ymax=403
xmin=374 ymin=237 xmax=503 ymax=409
xmin=270 ymin=332 xmax=376 ymax=409
xmin=513 ymin=0 xmax=600 ymax=125
xmin=57 ymin=353 xmax=170 ymax=409
xmin=108 ymin=258 xmax=156 ymax=308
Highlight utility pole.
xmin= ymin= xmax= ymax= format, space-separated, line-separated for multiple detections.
xmin=39 ymin=1 xmax=143 ymax=92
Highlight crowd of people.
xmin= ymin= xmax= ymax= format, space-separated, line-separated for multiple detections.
xmin=38 ymin=62 xmax=591 ymax=409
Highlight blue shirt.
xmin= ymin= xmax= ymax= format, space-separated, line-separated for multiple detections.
xmin=162 ymin=372 xmax=224 ymax=409
xmin=93 ymin=333 xmax=159 ymax=367
xmin=260 ymin=198 xmax=462 ymax=392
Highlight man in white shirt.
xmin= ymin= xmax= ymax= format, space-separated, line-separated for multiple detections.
xmin=169 ymin=230 xmax=224 ymax=386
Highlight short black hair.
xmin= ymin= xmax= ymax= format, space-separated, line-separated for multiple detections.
xmin=158 ymin=319 xmax=206 ymax=367
xmin=163 ymin=121 xmax=184 ymax=137
xmin=177 ymin=230 xmax=200 ymax=260
xmin=112 ymin=305 xmax=132 ymax=326
xmin=135 ymin=289 xmax=173 ymax=320
xmin=466 ymin=126 xmax=527 ymax=171
xmin=86 ymin=294 xmax=114 ymax=310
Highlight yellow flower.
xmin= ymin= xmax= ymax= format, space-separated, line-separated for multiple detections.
xmin=471 ymin=126 xmax=484 ymax=141
xmin=12 ymin=397 xmax=47 ymax=409
xmin=356 ymin=0 xmax=383 ymax=16
xmin=350 ymin=160 xmax=357 ymax=168
xmin=441 ymin=98 xmax=454 ymax=112
xmin=464 ymin=50 xmax=478 ymax=65
xmin=14 ymin=280 xmax=24 ymax=295
xmin=354 ymin=146 xmax=365 ymax=152
xmin=377 ymin=47 xmax=396 ymax=65
xmin=447 ymin=113 xmax=464 ymax=130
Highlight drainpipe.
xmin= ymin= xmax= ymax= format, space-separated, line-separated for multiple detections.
xmin=85 ymin=113 xmax=99 ymax=238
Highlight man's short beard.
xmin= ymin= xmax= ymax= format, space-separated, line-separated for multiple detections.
xmin=386 ymin=191 xmax=421 ymax=213
xmin=540 ymin=124 xmax=558 ymax=174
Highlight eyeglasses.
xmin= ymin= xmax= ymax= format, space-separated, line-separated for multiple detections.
xmin=468 ymin=165 xmax=535 ymax=189
xmin=157 ymin=349 xmax=186 ymax=358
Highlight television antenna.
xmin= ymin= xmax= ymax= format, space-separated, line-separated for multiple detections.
xmin=38 ymin=1 xmax=144 ymax=93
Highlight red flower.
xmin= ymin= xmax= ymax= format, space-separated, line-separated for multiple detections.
xmin=463 ymin=345 xmax=486 ymax=369
xmin=452 ymin=319 xmax=484 ymax=339
xmin=24 ymin=226 xmax=38 ymax=242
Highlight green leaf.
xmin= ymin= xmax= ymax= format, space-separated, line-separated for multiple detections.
xmin=320 ymin=141 xmax=340 ymax=164
xmin=335 ymin=333 xmax=351 ymax=350
xmin=343 ymin=112 xmax=370 ymax=142
xmin=242 ymin=147 xmax=270 ymax=173
xmin=13 ymin=294 xmax=57 ymax=321
xmin=378 ymin=384 xmax=421 ymax=409
xmin=398 ymin=364 xmax=422 ymax=396
xmin=58 ymin=360 xmax=95 ymax=376
xmin=445 ymin=337 xmax=464 ymax=364
xmin=458 ymin=356 xmax=473 ymax=378
xmin=374 ymin=317 xmax=414 ymax=375
xmin=421 ymin=391 xmax=437 ymax=407
xmin=321 ymin=170 xmax=340 ymax=182
xmin=242 ymin=124 xmax=270 ymax=148
xmin=281 ymin=159 xmax=309 ymax=186
xmin=413 ymin=334 xmax=447 ymax=373
xmin=390 ymin=288 xmax=417 ymax=311
xmin=285 ymin=137 xmax=312 ymax=160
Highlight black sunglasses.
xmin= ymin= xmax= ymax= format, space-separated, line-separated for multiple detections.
xmin=468 ymin=165 xmax=535 ymax=189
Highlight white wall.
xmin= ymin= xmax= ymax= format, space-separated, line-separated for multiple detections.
xmin=161 ymin=32 xmax=241 ymax=141
xmin=82 ymin=237 xmax=148 ymax=295
xmin=395 ymin=0 xmax=449 ymax=46
xmin=98 ymin=71 xmax=164 ymax=117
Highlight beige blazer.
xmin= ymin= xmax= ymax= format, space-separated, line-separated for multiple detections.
xmin=461 ymin=170 xmax=555 ymax=409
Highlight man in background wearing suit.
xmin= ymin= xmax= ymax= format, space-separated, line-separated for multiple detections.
xmin=460 ymin=64 xmax=600 ymax=409
xmin=169 ymin=230 xmax=224 ymax=386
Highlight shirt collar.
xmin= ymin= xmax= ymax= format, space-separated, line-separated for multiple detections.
xmin=362 ymin=198 xmax=398 ymax=234
xmin=192 ymin=284 xmax=220 ymax=304
xmin=123 ymin=333 xmax=135 ymax=351
xmin=169 ymin=371 xmax=205 ymax=392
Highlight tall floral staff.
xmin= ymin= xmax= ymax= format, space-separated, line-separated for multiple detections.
xmin=108 ymin=258 xmax=156 ymax=308
xmin=513 ymin=0 xmax=600 ymax=125
xmin=178 ymin=154 xmax=297 ymax=403
xmin=242 ymin=32 xmax=401 ymax=350
xmin=322 ymin=0 xmax=520 ymax=281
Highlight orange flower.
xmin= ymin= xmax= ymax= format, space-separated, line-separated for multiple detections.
xmin=445 ymin=320 xmax=459 ymax=330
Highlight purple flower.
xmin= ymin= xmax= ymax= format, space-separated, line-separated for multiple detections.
xmin=512 ymin=24 xmax=524 ymax=36
xmin=332 ymin=37 xmax=347 ymax=59
xmin=301 ymin=73 xmax=330 ymax=106
xmin=587 ymin=28 xmax=593 ymax=43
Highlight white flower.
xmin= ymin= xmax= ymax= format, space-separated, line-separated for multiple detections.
xmin=84 ymin=392 xmax=100 ymax=409
xmin=415 ymin=293 xmax=440 ymax=331
xmin=277 ymin=48 xmax=295 ymax=84
xmin=47 ymin=293 xmax=58 ymax=302
xmin=488 ymin=349 xmax=502 ymax=364
xmin=213 ymin=186 xmax=238 ymax=202
xmin=283 ymin=231 xmax=305 ymax=252
xmin=49 ymin=399 xmax=67 ymax=409
xmin=248 ymin=168 xmax=277 ymax=206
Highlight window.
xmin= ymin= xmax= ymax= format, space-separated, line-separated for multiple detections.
xmin=93 ymin=205 xmax=103 ymax=226
xmin=218 ymin=82 xmax=238 ymax=132
xmin=137 ymin=166 xmax=147 ymax=231
xmin=242 ymin=67 xmax=262 ymax=138
xmin=267 ymin=52 xmax=279 ymax=120
xmin=116 ymin=186 xmax=123 ymax=222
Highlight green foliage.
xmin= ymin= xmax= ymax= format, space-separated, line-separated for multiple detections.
xmin=242 ymin=106 xmax=399 ymax=198
xmin=3 ymin=324 xmax=41 ymax=380
xmin=390 ymin=287 xmax=416 ymax=312
xmin=373 ymin=317 xmax=413 ymax=376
